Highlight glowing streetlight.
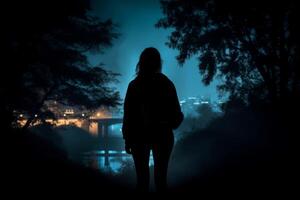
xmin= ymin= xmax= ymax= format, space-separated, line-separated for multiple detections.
xmin=82 ymin=113 xmax=85 ymax=117
xmin=63 ymin=114 xmax=66 ymax=117
xmin=19 ymin=114 xmax=23 ymax=118
xmin=96 ymin=112 xmax=101 ymax=117
xmin=34 ymin=114 xmax=38 ymax=117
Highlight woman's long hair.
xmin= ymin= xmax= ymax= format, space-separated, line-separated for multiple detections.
xmin=136 ymin=47 xmax=162 ymax=76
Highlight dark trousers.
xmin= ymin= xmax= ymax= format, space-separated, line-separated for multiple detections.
xmin=131 ymin=134 xmax=174 ymax=192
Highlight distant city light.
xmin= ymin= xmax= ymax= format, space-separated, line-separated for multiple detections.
xmin=65 ymin=109 xmax=74 ymax=115
xmin=15 ymin=105 xmax=123 ymax=138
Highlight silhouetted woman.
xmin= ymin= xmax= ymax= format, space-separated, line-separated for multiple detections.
xmin=122 ymin=47 xmax=183 ymax=192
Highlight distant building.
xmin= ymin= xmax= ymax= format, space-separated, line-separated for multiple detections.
xmin=180 ymin=96 xmax=211 ymax=116
xmin=16 ymin=100 xmax=124 ymax=137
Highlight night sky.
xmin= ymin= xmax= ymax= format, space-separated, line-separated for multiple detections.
xmin=89 ymin=0 xmax=219 ymax=101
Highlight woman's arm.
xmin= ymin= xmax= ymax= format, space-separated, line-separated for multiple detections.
xmin=122 ymin=83 xmax=132 ymax=142
xmin=169 ymin=82 xmax=184 ymax=129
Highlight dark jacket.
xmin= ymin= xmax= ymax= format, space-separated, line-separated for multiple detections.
xmin=122 ymin=73 xmax=183 ymax=144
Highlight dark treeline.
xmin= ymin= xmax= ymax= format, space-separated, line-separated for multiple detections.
xmin=1 ymin=0 xmax=120 ymax=130
xmin=157 ymin=0 xmax=300 ymax=108
xmin=1 ymin=0 xmax=124 ymax=195
xmin=157 ymin=0 xmax=298 ymax=196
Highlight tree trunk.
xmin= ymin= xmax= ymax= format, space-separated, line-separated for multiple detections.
xmin=22 ymin=116 xmax=34 ymax=130
xmin=22 ymin=84 xmax=56 ymax=131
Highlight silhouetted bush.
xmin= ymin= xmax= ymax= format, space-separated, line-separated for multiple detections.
xmin=169 ymin=108 xmax=291 ymax=196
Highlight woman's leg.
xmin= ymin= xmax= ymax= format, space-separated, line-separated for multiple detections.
xmin=152 ymin=134 xmax=174 ymax=192
xmin=131 ymin=144 xmax=151 ymax=192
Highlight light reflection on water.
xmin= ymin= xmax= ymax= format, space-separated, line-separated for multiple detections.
xmin=83 ymin=150 xmax=154 ymax=174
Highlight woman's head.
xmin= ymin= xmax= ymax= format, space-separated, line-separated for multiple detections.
xmin=136 ymin=47 xmax=162 ymax=76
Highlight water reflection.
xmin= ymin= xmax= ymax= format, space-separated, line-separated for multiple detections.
xmin=83 ymin=150 xmax=154 ymax=174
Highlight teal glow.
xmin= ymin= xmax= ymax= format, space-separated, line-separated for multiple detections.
xmin=89 ymin=0 xmax=219 ymax=102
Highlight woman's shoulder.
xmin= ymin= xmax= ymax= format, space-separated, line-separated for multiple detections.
xmin=129 ymin=73 xmax=174 ymax=88
xmin=128 ymin=77 xmax=143 ymax=90
xmin=156 ymin=73 xmax=175 ymax=88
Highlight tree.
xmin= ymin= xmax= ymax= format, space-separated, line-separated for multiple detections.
xmin=1 ymin=0 xmax=120 ymax=129
xmin=157 ymin=0 xmax=299 ymax=107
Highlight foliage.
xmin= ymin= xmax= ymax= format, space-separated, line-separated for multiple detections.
xmin=1 ymin=0 xmax=120 ymax=128
xmin=157 ymin=0 xmax=299 ymax=105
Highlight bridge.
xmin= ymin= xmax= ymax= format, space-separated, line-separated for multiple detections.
xmin=88 ymin=118 xmax=123 ymax=166
xmin=18 ymin=116 xmax=125 ymax=167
